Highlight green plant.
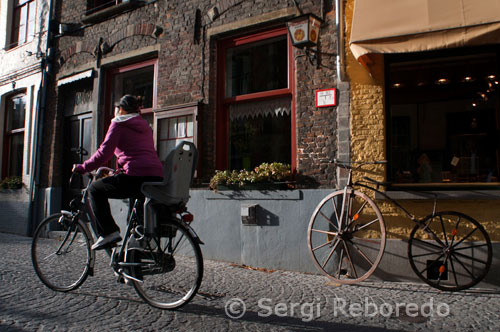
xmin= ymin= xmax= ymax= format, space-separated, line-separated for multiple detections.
xmin=0 ymin=176 xmax=23 ymax=190
xmin=209 ymin=162 xmax=292 ymax=190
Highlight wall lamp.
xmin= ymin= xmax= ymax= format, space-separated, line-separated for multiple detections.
xmin=287 ymin=14 xmax=322 ymax=67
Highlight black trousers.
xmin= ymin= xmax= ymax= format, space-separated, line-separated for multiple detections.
xmin=88 ymin=174 xmax=163 ymax=236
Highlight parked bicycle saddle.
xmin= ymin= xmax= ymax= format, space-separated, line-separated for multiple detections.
xmin=141 ymin=141 xmax=198 ymax=206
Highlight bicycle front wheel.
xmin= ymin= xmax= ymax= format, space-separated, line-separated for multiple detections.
xmin=130 ymin=220 xmax=203 ymax=309
xmin=31 ymin=213 xmax=92 ymax=292
xmin=308 ymin=189 xmax=386 ymax=284
xmin=408 ymin=211 xmax=492 ymax=291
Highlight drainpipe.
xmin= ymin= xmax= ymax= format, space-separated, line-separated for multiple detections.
xmin=335 ymin=0 xmax=345 ymax=82
xmin=28 ymin=0 xmax=55 ymax=235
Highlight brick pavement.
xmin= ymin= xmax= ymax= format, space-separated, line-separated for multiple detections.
xmin=1 ymin=232 xmax=499 ymax=332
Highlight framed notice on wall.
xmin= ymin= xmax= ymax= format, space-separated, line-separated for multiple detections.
xmin=315 ymin=88 xmax=337 ymax=108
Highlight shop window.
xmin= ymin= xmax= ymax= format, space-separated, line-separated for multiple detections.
xmin=155 ymin=104 xmax=198 ymax=162
xmin=386 ymin=49 xmax=500 ymax=186
xmin=9 ymin=0 xmax=36 ymax=49
xmin=217 ymin=27 xmax=295 ymax=171
xmin=3 ymin=93 xmax=25 ymax=179
xmin=107 ymin=59 xmax=157 ymax=127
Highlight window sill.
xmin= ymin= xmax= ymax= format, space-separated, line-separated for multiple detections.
xmin=375 ymin=190 xmax=500 ymax=200
xmin=82 ymin=0 xmax=142 ymax=24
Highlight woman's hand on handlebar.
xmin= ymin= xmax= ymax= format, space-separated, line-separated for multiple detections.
xmin=72 ymin=164 xmax=85 ymax=174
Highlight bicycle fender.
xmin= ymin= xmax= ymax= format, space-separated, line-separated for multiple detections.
xmin=182 ymin=222 xmax=204 ymax=245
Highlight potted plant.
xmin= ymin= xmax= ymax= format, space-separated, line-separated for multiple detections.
xmin=0 ymin=176 xmax=23 ymax=190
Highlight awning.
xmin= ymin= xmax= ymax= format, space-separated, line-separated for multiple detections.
xmin=57 ymin=69 xmax=93 ymax=86
xmin=350 ymin=0 xmax=500 ymax=67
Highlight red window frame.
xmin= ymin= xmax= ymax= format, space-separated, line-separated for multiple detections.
xmin=10 ymin=0 xmax=35 ymax=49
xmin=216 ymin=26 xmax=296 ymax=170
xmin=2 ymin=93 xmax=26 ymax=179
xmin=104 ymin=58 xmax=158 ymax=128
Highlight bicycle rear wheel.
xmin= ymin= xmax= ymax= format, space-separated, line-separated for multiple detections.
xmin=31 ymin=213 xmax=92 ymax=291
xmin=408 ymin=211 xmax=492 ymax=291
xmin=308 ymin=189 xmax=386 ymax=284
xmin=130 ymin=220 xmax=203 ymax=309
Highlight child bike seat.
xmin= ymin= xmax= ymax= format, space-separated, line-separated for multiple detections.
xmin=141 ymin=141 xmax=198 ymax=206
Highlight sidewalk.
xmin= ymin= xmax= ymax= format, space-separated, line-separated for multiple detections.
xmin=1 ymin=232 xmax=499 ymax=332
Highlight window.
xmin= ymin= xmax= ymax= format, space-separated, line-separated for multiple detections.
xmin=9 ymin=0 xmax=36 ymax=49
xmin=106 ymin=59 xmax=157 ymax=127
xmin=386 ymin=48 xmax=500 ymax=187
xmin=3 ymin=93 xmax=25 ymax=179
xmin=86 ymin=0 xmax=125 ymax=15
xmin=155 ymin=104 xmax=198 ymax=162
xmin=217 ymin=27 xmax=295 ymax=171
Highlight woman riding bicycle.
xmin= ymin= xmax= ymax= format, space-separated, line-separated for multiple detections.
xmin=72 ymin=94 xmax=163 ymax=250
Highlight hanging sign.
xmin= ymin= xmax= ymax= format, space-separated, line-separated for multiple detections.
xmin=315 ymin=88 xmax=337 ymax=107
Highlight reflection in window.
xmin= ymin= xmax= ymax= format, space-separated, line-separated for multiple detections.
xmin=112 ymin=65 xmax=154 ymax=111
xmin=3 ymin=94 xmax=26 ymax=178
xmin=388 ymin=51 xmax=499 ymax=185
xmin=10 ymin=0 xmax=36 ymax=49
xmin=225 ymin=36 xmax=288 ymax=97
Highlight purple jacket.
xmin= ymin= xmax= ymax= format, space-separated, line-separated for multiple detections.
xmin=75 ymin=114 xmax=163 ymax=177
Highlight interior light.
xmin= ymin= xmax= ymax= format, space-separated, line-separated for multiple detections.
xmin=487 ymin=75 xmax=496 ymax=80
xmin=462 ymin=76 xmax=475 ymax=83
xmin=436 ymin=78 xmax=450 ymax=85
xmin=392 ymin=83 xmax=402 ymax=88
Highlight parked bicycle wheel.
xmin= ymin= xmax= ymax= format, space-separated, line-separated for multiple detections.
xmin=32 ymin=213 xmax=93 ymax=292
xmin=308 ymin=189 xmax=386 ymax=284
xmin=408 ymin=211 xmax=492 ymax=291
xmin=130 ymin=219 xmax=203 ymax=309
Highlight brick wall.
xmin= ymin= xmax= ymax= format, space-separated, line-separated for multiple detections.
xmin=49 ymin=0 xmax=340 ymax=188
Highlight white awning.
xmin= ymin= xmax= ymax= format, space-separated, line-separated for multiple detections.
xmin=57 ymin=69 xmax=93 ymax=86
xmin=350 ymin=0 xmax=500 ymax=67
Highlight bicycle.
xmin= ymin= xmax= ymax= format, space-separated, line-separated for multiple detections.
xmin=31 ymin=141 xmax=203 ymax=309
xmin=307 ymin=159 xmax=493 ymax=291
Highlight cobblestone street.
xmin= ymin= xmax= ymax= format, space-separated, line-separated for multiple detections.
xmin=1 ymin=232 xmax=499 ymax=332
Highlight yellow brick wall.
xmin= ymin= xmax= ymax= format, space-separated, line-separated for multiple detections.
xmin=344 ymin=0 xmax=500 ymax=241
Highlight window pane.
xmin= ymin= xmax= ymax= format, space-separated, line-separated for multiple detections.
xmin=158 ymin=140 xmax=176 ymax=161
xmin=229 ymin=110 xmax=291 ymax=170
xmin=178 ymin=117 xmax=186 ymax=138
xmin=7 ymin=95 xmax=26 ymax=131
xmin=186 ymin=115 xmax=194 ymax=137
xmin=113 ymin=66 xmax=154 ymax=110
xmin=8 ymin=133 xmax=24 ymax=177
xmin=388 ymin=52 xmax=499 ymax=184
xmin=27 ymin=2 xmax=35 ymax=41
xmin=19 ymin=6 xmax=27 ymax=43
xmin=168 ymin=118 xmax=177 ymax=139
xmin=225 ymin=36 xmax=288 ymax=97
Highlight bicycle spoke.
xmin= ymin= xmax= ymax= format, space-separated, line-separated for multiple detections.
xmin=451 ymin=228 xmax=479 ymax=249
xmin=311 ymin=228 xmax=338 ymax=236
xmin=334 ymin=247 xmax=344 ymax=279
xmin=411 ymin=250 xmax=443 ymax=258
xmin=350 ymin=241 xmax=374 ymax=266
xmin=453 ymin=243 xmax=489 ymax=251
xmin=331 ymin=197 xmax=341 ymax=229
xmin=355 ymin=218 xmax=380 ymax=231
xmin=449 ymin=255 xmax=459 ymax=288
xmin=312 ymin=237 xmax=336 ymax=252
xmin=321 ymin=238 xmax=341 ymax=269
xmin=319 ymin=211 xmax=340 ymax=232
xmin=343 ymin=241 xmax=358 ymax=279
xmin=439 ymin=215 xmax=449 ymax=247
xmin=411 ymin=236 xmax=444 ymax=251
xmin=418 ymin=252 xmax=445 ymax=275
xmin=451 ymin=250 xmax=489 ymax=265
xmin=450 ymin=252 xmax=476 ymax=280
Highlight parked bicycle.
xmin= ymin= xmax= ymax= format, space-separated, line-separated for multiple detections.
xmin=31 ymin=142 xmax=203 ymax=309
xmin=307 ymin=159 xmax=492 ymax=291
